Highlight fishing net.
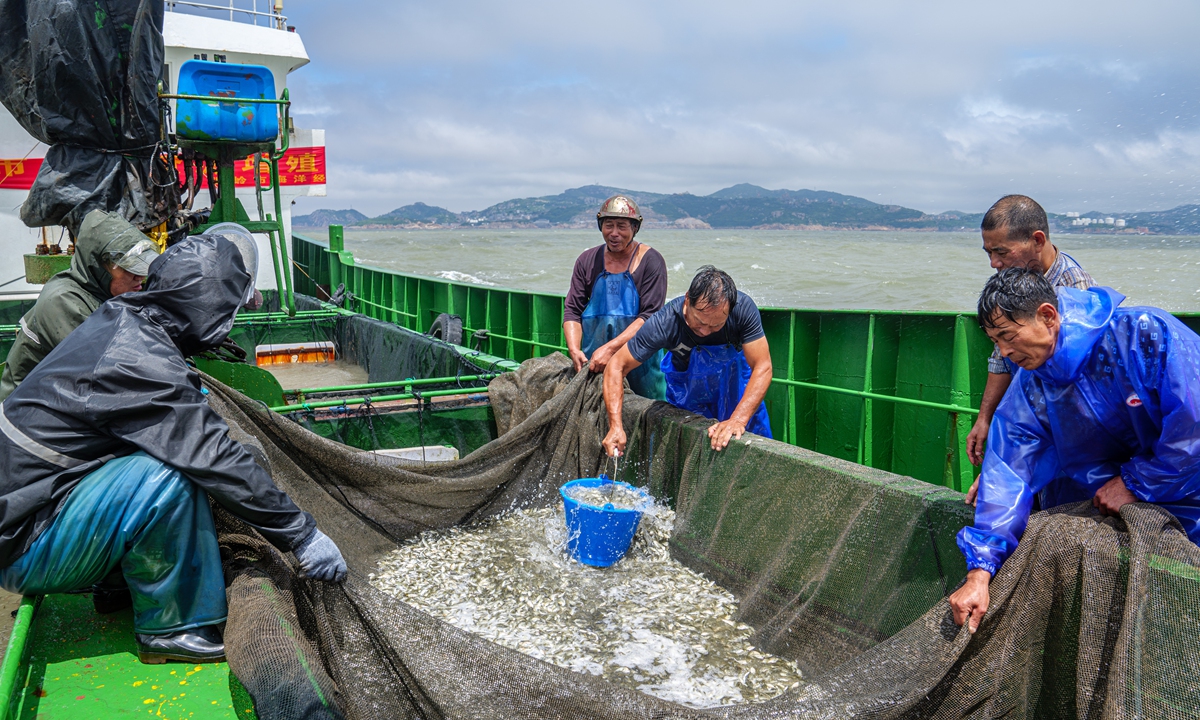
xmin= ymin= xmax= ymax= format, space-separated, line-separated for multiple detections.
xmin=206 ymin=353 xmax=1200 ymax=719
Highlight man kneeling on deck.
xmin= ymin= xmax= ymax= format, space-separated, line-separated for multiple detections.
xmin=0 ymin=234 xmax=346 ymax=664
xmin=602 ymin=266 xmax=772 ymax=456
xmin=950 ymin=268 xmax=1200 ymax=633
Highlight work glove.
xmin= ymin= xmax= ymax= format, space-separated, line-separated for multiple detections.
xmin=294 ymin=528 xmax=347 ymax=582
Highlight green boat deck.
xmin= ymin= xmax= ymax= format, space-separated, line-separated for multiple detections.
xmin=2 ymin=595 xmax=255 ymax=719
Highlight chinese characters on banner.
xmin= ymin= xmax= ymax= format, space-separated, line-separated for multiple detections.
xmin=181 ymin=146 xmax=327 ymax=188
xmin=0 ymin=147 xmax=326 ymax=192
xmin=0 ymin=158 xmax=41 ymax=190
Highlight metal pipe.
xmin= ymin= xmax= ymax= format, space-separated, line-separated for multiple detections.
xmin=352 ymin=295 xmax=417 ymax=318
xmin=770 ymin=376 xmax=979 ymax=415
xmin=285 ymin=373 xmax=500 ymax=396
xmin=269 ymin=386 xmax=491 ymax=414
xmin=464 ymin=327 xmax=567 ymax=352
xmin=156 ymin=92 xmax=289 ymax=104
xmin=0 ymin=596 xmax=36 ymax=718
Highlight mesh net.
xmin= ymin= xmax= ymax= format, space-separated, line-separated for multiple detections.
xmin=206 ymin=353 xmax=1200 ymax=719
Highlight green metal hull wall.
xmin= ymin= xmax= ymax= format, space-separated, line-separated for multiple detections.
xmin=292 ymin=229 xmax=1200 ymax=493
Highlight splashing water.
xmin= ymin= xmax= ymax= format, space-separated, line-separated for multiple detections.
xmin=370 ymin=501 xmax=804 ymax=708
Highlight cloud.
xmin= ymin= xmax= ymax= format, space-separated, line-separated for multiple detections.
xmin=271 ymin=0 xmax=1200 ymax=215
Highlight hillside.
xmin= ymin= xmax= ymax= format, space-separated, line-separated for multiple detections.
xmin=294 ymin=186 xmax=1198 ymax=233
xmin=292 ymin=208 xmax=367 ymax=227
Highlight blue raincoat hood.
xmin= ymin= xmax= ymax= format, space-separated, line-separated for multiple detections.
xmin=1031 ymin=286 xmax=1125 ymax=386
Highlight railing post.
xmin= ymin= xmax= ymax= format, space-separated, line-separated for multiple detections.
xmin=857 ymin=314 xmax=876 ymax=467
xmin=328 ymin=224 xmax=344 ymax=292
xmin=949 ymin=315 xmax=977 ymax=492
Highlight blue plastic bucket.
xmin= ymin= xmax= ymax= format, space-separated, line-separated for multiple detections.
xmin=560 ymin=476 xmax=649 ymax=567
xmin=176 ymin=60 xmax=279 ymax=142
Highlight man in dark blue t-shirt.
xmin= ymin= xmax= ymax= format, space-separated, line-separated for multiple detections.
xmin=602 ymin=266 xmax=773 ymax=455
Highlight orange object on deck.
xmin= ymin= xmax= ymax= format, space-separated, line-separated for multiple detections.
xmin=255 ymin=341 xmax=335 ymax=366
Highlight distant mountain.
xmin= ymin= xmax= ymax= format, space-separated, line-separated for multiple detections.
xmin=295 ymin=188 xmax=1200 ymax=234
xmin=461 ymin=185 xmax=672 ymax=225
xmin=1111 ymin=205 xmax=1200 ymax=234
xmin=367 ymin=202 xmax=459 ymax=226
xmin=292 ymin=208 xmax=367 ymax=227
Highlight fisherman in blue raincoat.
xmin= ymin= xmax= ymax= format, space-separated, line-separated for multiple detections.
xmin=602 ymin=266 xmax=773 ymax=455
xmin=563 ymin=195 xmax=668 ymax=400
xmin=949 ymin=267 xmax=1200 ymax=633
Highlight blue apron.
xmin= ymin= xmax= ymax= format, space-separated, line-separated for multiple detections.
xmin=580 ymin=245 xmax=666 ymax=400
xmin=660 ymin=344 xmax=772 ymax=438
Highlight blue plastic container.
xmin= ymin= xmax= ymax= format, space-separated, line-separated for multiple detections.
xmin=560 ymin=476 xmax=649 ymax=567
xmin=176 ymin=60 xmax=279 ymax=142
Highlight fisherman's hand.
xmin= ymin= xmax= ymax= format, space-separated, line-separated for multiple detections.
xmin=949 ymin=568 xmax=992 ymax=634
xmin=707 ymin=418 xmax=747 ymax=451
xmin=966 ymin=416 xmax=990 ymax=466
xmin=603 ymin=426 xmax=627 ymax=458
xmin=965 ymin=478 xmax=980 ymax=506
xmin=588 ymin=342 xmax=618 ymax=373
xmin=295 ymin=528 xmax=348 ymax=582
xmin=569 ymin=348 xmax=589 ymax=373
xmin=1093 ymin=475 xmax=1137 ymax=516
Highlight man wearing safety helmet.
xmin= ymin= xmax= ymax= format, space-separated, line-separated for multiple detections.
xmin=602 ymin=265 xmax=773 ymax=456
xmin=563 ymin=195 xmax=668 ymax=399
xmin=0 ymin=210 xmax=161 ymax=401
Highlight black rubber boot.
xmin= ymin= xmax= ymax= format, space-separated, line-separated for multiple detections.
xmin=92 ymin=572 xmax=132 ymax=614
xmin=136 ymin=625 xmax=225 ymax=664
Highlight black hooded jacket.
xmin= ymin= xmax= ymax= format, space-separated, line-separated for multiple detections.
xmin=0 ymin=235 xmax=314 ymax=567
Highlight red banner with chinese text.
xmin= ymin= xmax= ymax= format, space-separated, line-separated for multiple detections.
xmin=179 ymin=146 xmax=326 ymax=188
xmin=1 ymin=147 xmax=324 ymax=193
xmin=0 ymin=158 xmax=42 ymax=190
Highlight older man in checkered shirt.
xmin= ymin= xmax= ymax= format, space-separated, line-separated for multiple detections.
xmin=964 ymin=195 xmax=1094 ymax=505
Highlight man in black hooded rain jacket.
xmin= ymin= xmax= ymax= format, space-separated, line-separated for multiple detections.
xmin=0 ymin=233 xmax=346 ymax=664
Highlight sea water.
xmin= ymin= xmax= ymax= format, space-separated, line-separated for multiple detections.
xmin=336 ymin=228 xmax=1200 ymax=312
xmin=369 ymin=500 xmax=804 ymax=708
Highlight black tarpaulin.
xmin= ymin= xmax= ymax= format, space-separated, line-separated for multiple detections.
xmin=0 ymin=0 xmax=164 ymax=232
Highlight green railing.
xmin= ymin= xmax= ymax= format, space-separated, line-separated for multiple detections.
xmin=288 ymin=228 xmax=1195 ymax=491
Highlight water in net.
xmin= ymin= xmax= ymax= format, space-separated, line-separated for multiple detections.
xmin=369 ymin=494 xmax=804 ymax=708
xmin=563 ymin=482 xmax=650 ymax=510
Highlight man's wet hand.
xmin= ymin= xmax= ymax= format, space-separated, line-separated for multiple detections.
xmin=949 ymin=568 xmax=992 ymax=634
xmin=602 ymin=426 xmax=627 ymax=458
xmin=965 ymin=478 xmax=980 ymax=506
xmin=1093 ymin=475 xmax=1137 ymax=516
xmin=588 ymin=343 xmax=617 ymax=373
xmin=707 ymin=419 xmax=747 ymax=451
xmin=569 ymin=349 xmax=589 ymax=373
xmin=966 ymin=416 xmax=990 ymax=466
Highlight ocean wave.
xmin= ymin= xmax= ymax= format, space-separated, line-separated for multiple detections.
xmin=436 ymin=270 xmax=497 ymax=286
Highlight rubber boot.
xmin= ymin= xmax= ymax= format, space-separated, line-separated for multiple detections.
xmin=136 ymin=624 xmax=225 ymax=664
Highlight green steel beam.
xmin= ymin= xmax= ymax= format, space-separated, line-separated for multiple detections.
xmin=0 ymin=595 xmax=36 ymax=720
xmin=269 ymin=386 xmax=491 ymax=413
xmin=287 ymin=373 xmax=500 ymax=396
xmin=772 ymin=376 xmax=979 ymax=415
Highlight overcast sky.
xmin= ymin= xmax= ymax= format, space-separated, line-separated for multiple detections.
xmin=279 ymin=1 xmax=1200 ymax=216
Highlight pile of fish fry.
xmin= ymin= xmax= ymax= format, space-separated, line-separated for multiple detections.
xmin=370 ymin=497 xmax=803 ymax=708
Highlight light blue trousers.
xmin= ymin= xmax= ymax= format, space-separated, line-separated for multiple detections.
xmin=0 ymin=452 xmax=228 ymax=634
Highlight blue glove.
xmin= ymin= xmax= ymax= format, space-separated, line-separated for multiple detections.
xmin=294 ymin=528 xmax=347 ymax=582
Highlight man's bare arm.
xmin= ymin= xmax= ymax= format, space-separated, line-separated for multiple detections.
xmin=563 ymin=321 xmax=588 ymax=372
xmin=588 ymin=318 xmax=646 ymax=373
xmin=964 ymin=371 xmax=1013 ymax=505
xmin=602 ymin=346 xmax=642 ymax=456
